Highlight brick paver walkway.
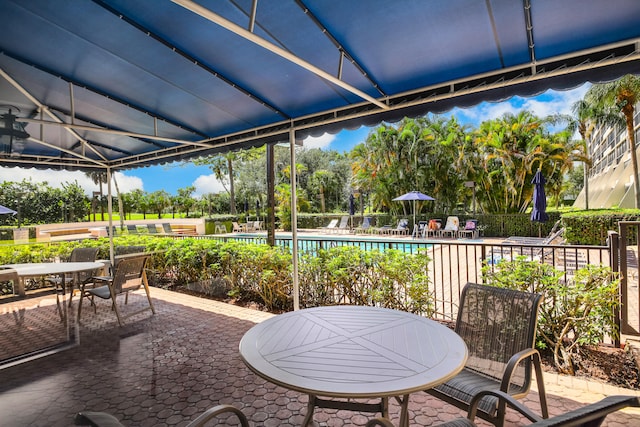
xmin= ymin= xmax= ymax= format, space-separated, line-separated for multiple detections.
xmin=1 ymin=288 xmax=639 ymax=426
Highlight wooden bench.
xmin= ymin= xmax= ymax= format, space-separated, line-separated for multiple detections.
xmin=164 ymin=224 xmax=197 ymax=235
xmin=39 ymin=227 xmax=91 ymax=239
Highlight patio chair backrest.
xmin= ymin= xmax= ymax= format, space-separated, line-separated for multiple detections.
xmin=112 ymin=255 xmax=149 ymax=294
xmin=69 ymin=247 xmax=100 ymax=283
xmin=463 ymin=219 xmax=477 ymax=231
xmin=106 ymin=225 xmax=117 ymax=237
xmin=397 ymin=218 xmax=408 ymax=230
xmin=147 ymin=224 xmax=158 ymax=233
xmin=443 ymin=216 xmax=459 ymax=231
xmin=456 ymin=283 xmax=542 ymax=390
xmin=162 ymin=223 xmax=173 ymax=233
xmin=413 ymin=221 xmax=428 ymax=237
xmin=337 ymin=216 xmax=349 ymax=228
xmin=69 ymin=246 xmax=99 ymax=263
xmin=359 ymin=217 xmax=372 ymax=230
xmin=325 ymin=219 xmax=338 ymax=229
xmin=0 ymin=267 xmax=19 ymax=295
xmin=114 ymin=245 xmax=146 ymax=256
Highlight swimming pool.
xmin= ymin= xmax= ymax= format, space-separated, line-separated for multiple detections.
xmin=227 ymin=233 xmax=433 ymax=255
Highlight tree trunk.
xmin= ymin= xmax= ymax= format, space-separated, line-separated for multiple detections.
xmin=228 ymin=158 xmax=236 ymax=214
xmin=319 ymin=186 xmax=325 ymax=213
xmin=112 ymin=174 xmax=125 ymax=230
xmin=99 ymin=181 xmax=104 ymax=221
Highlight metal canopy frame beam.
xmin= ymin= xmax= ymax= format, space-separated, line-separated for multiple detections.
xmin=171 ymin=0 xmax=390 ymax=111
xmin=0 ymin=50 xmax=207 ymax=139
xmin=0 ymin=66 xmax=108 ymax=165
xmin=294 ymin=0 xmax=385 ymax=97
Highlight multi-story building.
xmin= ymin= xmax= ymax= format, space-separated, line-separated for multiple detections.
xmin=574 ymin=105 xmax=640 ymax=209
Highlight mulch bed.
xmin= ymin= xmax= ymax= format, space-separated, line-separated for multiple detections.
xmin=540 ymin=345 xmax=640 ymax=390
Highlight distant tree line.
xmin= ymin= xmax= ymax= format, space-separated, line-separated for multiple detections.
xmin=0 ymin=111 xmax=588 ymax=227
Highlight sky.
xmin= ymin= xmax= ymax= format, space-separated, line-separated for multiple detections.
xmin=0 ymin=84 xmax=589 ymax=198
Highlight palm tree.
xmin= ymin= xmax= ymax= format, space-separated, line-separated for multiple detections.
xmin=111 ymin=173 xmax=125 ymax=230
xmin=568 ymin=100 xmax=597 ymax=209
xmin=308 ymin=170 xmax=335 ymax=213
xmin=586 ymin=75 xmax=640 ymax=208
xmin=85 ymin=171 xmax=107 ymax=220
xmin=84 ymin=170 xmax=124 ymax=226
xmin=194 ymin=151 xmax=241 ymax=214
xmin=473 ymin=111 xmax=568 ymax=213
xmin=558 ymin=99 xmax=622 ymax=209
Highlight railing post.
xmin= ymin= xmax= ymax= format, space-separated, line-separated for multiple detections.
xmin=608 ymin=230 xmax=621 ymax=346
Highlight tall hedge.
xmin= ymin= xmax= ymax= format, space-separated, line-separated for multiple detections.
xmin=562 ymin=209 xmax=640 ymax=245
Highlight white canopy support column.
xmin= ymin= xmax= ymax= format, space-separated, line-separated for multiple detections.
xmin=289 ymin=128 xmax=300 ymax=311
xmin=106 ymin=167 xmax=115 ymax=268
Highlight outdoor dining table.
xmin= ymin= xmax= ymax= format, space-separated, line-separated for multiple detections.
xmin=2 ymin=261 xmax=105 ymax=323
xmin=2 ymin=261 xmax=105 ymax=298
xmin=239 ymin=305 xmax=468 ymax=427
xmin=0 ymin=261 xmax=105 ymax=364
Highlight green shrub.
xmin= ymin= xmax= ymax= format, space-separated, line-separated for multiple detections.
xmin=562 ymin=209 xmax=640 ymax=245
xmin=299 ymin=246 xmax=433 ymax=315
xmin=482 ymin=256 xmax=619 ymax=374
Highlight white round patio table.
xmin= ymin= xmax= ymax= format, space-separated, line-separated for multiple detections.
xmin=3 ymin=261 xmax=105 ymax=321
xmin=239 ymin=305 xmax=467 ymax=427
xmin=3 ymin=261 xmax=105 ymax=296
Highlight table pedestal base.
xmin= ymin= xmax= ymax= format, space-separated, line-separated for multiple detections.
xmin=304 ymin=394 xmax=409 ymax=427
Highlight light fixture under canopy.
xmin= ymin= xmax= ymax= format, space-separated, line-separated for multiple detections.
xmin=0 ymin=106 xmax=29 ymax=156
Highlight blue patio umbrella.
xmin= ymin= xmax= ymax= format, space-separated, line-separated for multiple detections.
xmin=531 ymin=171 xmax=549 ymax=223
xmin=0 ymin=205 xmax=17 ymax=215
xmin=393 ymin=191 xmax=435 ymax=228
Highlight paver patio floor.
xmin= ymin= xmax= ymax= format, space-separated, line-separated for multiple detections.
xmin=1 ymin=288 xmax=639 ymax=426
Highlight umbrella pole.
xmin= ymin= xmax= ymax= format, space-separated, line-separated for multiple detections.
xmin=413 ymin=200 xmax=416 ymax=232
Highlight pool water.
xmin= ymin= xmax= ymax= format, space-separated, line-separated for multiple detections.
xmin=228 ymin=233 xmax=432 ymax=255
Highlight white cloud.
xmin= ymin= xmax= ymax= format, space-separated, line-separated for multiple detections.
xmin=303 ymin=133 xmax=336 ymax=149
xmin=193 ymin=174 xmax=226 ymax=197
xmin=452 ymin=84 xmax=591 ymax=126
xmin=522 ymin=85 xmax=590 ymax=118
xmin=453 ymin=102 xmax=519 ymax=125
xmin=0 ymin=167 xmax=143 ymax=195
xmin=112 ymin=172 xmax=143 ymax=194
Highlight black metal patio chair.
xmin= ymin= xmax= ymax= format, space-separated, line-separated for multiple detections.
xmin=78 ymin=253 xmax=155 ymax=326
xmin=425 ymin=282 xmax=548 ymax=426
xmin=365 ymin=394 xmax=640 ymax=427
xmin=46 ymin=246 xmax=100 ymax=305
xmin=76 ymin=404 xmax=249 ymax=427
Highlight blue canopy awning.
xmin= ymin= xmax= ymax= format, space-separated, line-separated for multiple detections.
xmin=1 ymin=0 xmax=639 ymax=172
